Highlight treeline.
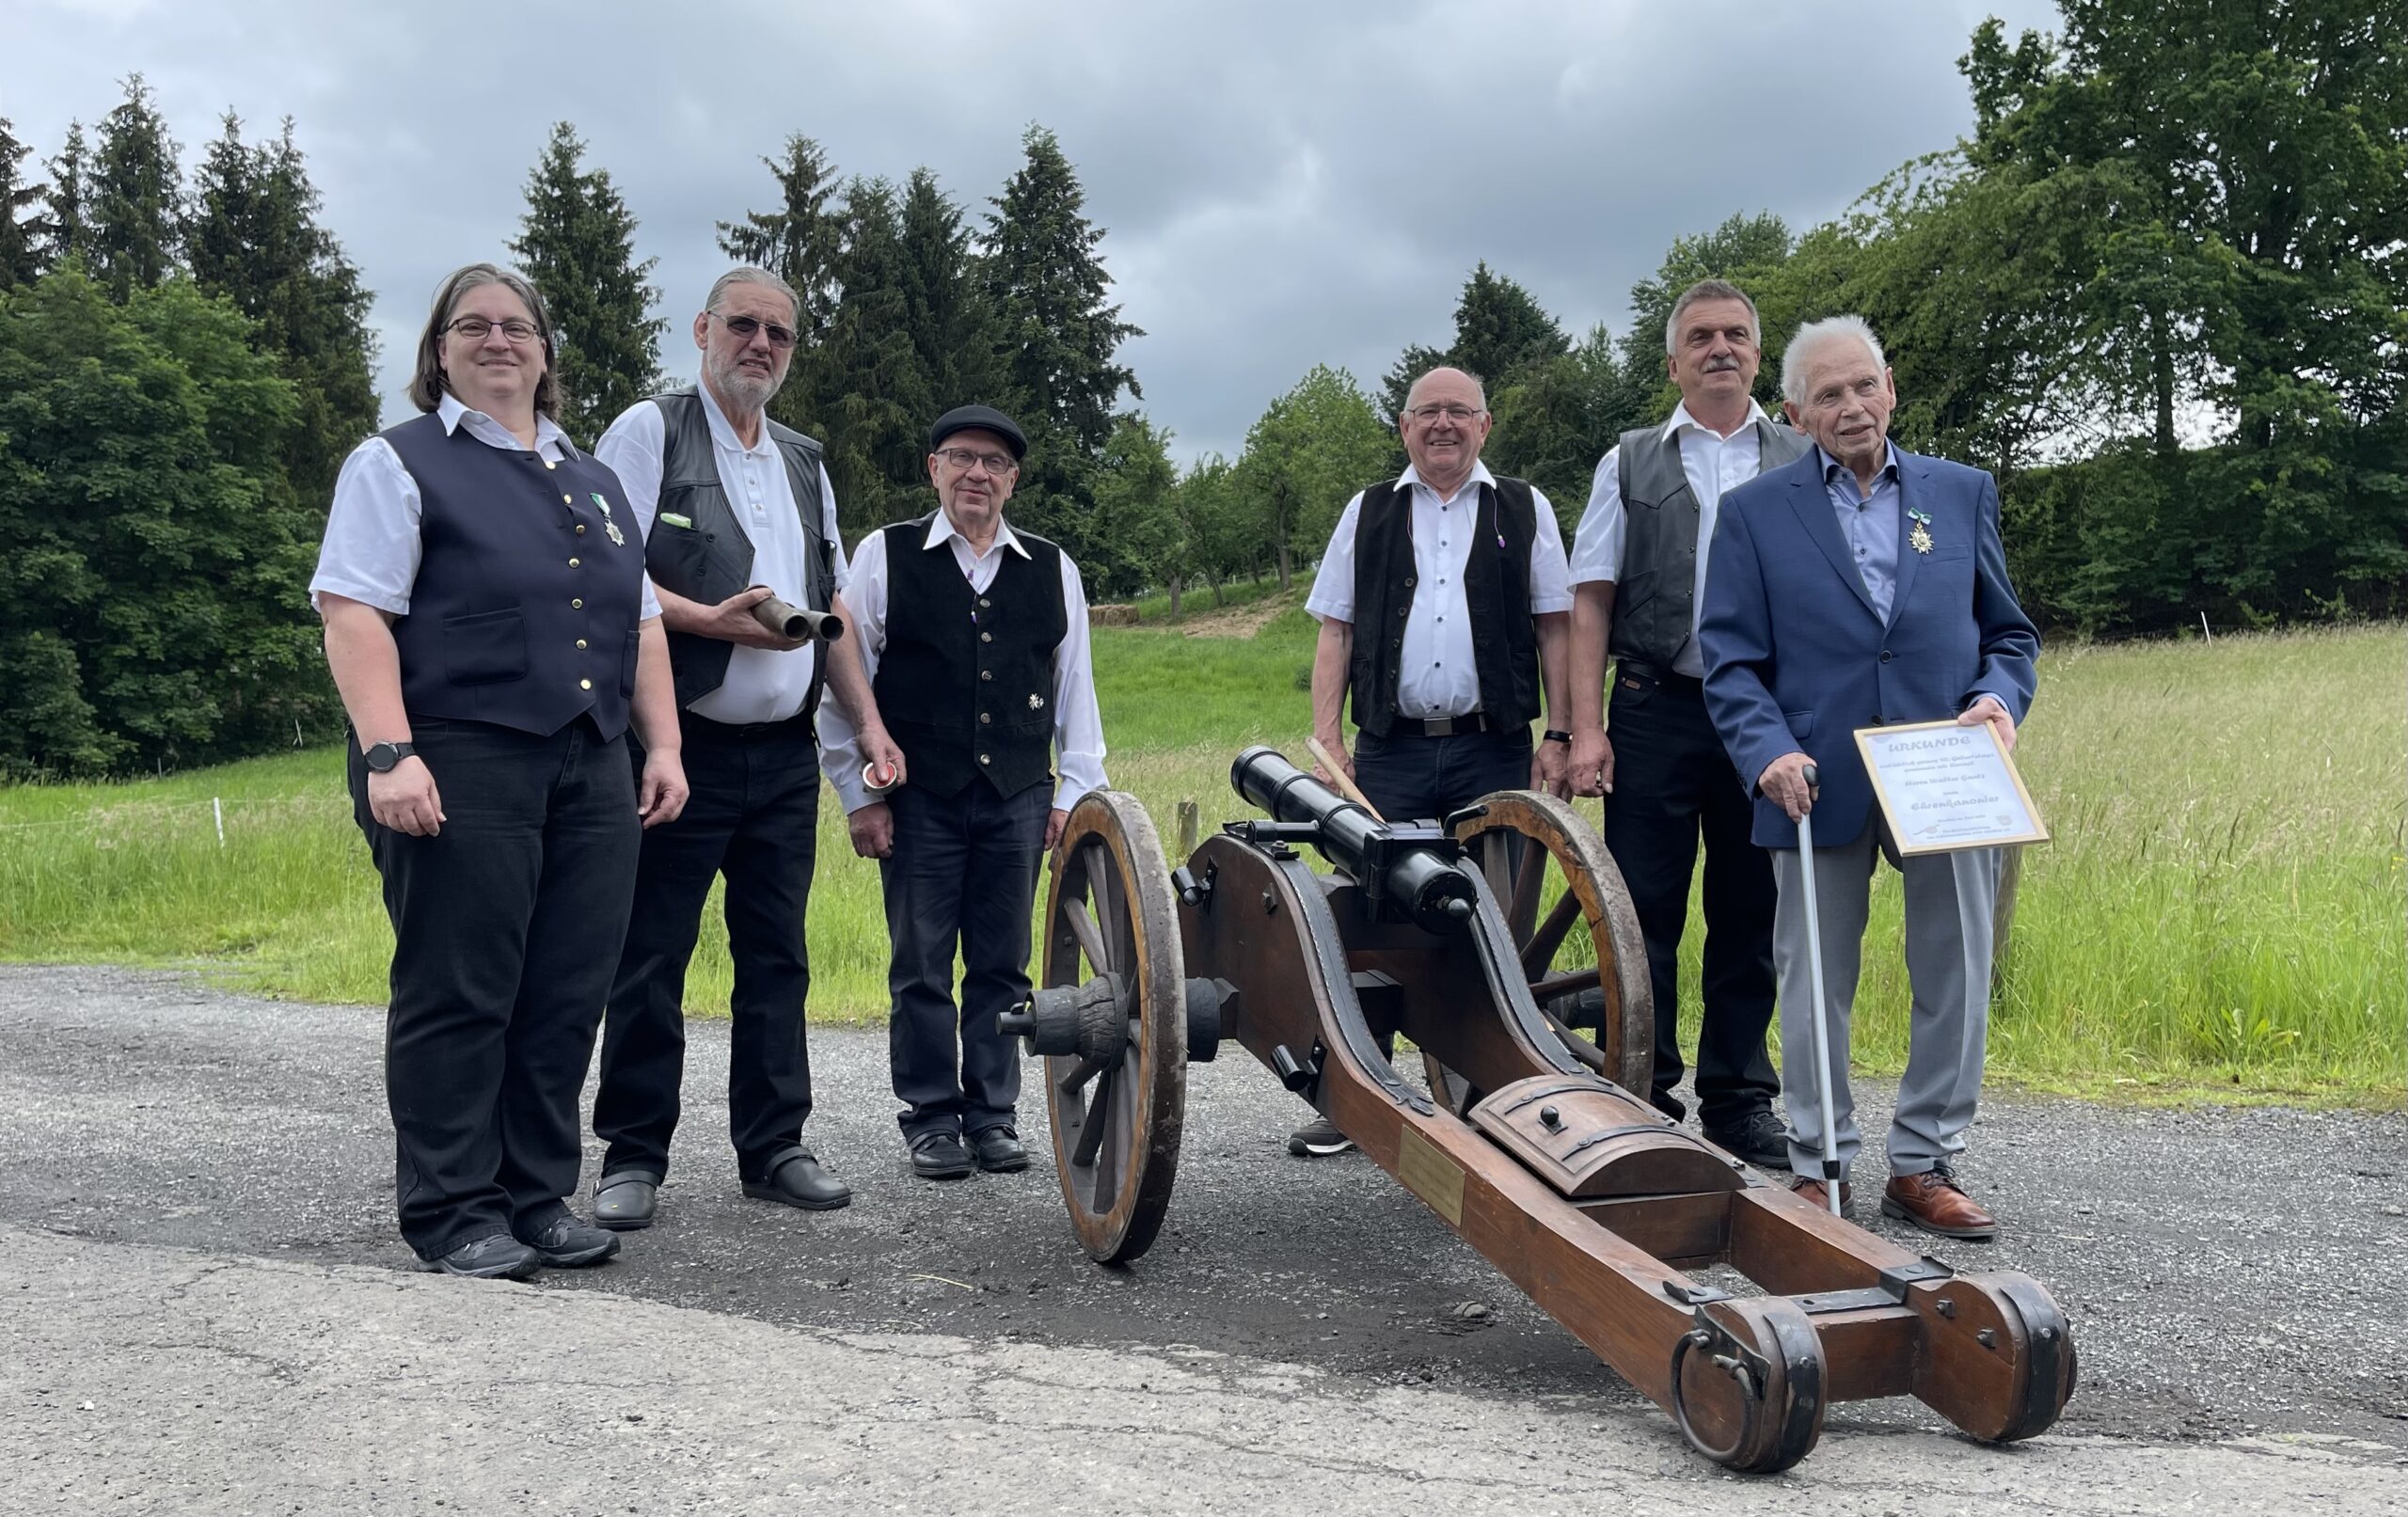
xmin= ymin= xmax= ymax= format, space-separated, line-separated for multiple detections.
xmin=0 ymin=80 xmax=374 ymax=777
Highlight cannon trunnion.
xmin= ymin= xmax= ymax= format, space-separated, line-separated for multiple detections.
xmin=1006 ymin=750 xmax=2076 ymax=1474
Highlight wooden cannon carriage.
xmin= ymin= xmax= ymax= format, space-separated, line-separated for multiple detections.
xmin=999 ymin=747 xmax=2075 ymax=1473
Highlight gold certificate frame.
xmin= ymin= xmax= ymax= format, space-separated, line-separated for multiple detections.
xmin=1853 ymin=719 xmax=2049 ymax=856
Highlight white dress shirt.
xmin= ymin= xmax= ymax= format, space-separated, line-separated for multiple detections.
xmin=309 ymin=393 xmax=661 ymax=621
xmin=1305 ymin=461 xmax=1574 ymax=719
xmin=595 ymin=387 xmax=848 ymax=725
xmin=817 ymin=512 xmax=1108 ymax=815
xmin=1567 ymin=400 xmax=1772 ymax=678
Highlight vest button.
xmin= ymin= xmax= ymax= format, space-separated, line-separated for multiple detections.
xmin=576 ymin=639 xmax=588 ymax=650
xmin=979 ymin=753 xmax=991 ymax=765
xmin=980 ymin=671 xmax=992 ymax=681
xmin=979 ymin=597 xmax=991 ymax=608
xmin=980 ymin=631 xmax=992 ymax=643
xmin=572 ymin=598 xmax=583 ymax=609
xmin=576 ymin=524 xmax=586 ymax=535
xmin=568 ymin=557 xmax=580 ymax=568
xmin=578 ymin=678 xmax=592 ymax=690
xmin=980 ymin=712 xmax=991 ymax=724
xmin=562 ymin=494 xmax=573 ymax=504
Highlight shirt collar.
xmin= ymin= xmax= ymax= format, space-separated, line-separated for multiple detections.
xmin=696 ymin=381 xmax=777 ymax=460
xmin=1662 ymin=398 xmax=1770 ymax=442
xmin=1398 ymin=459 xmax=1496 ymax=503
xmin=436 ymin=391 xmax=577 ymax=458
xmin=924 ymin=509 xmax=1031 ymax=560
xmin=1817 ymin=442 xmax=1900 ymax=489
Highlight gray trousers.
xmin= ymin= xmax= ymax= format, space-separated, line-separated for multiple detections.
xmin=1770 ymin=818 xmax=2000 ymax=1179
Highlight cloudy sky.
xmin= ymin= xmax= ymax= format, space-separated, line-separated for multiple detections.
xmin=7 ymin=0 xmax=2062 ymax=462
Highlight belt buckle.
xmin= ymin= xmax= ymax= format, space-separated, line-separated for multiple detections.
xmin=1425 ymin=716 xmax=1456 ymax=736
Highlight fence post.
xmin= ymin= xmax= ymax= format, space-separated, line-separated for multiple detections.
xmin=1176 ymin=799 xmax=1198 ymax=857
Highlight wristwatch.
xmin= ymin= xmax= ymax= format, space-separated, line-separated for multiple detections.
xmin=362 ymin=740 xmax=417 ymax=773
xmin=1542 ymin=729 xmax=1574 ymax=745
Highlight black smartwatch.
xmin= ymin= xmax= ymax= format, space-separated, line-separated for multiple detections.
xmin=362 ymin=740 xmax=417 ymax=773
xmin=1542 ymin=729 xmax=1573 ymax=745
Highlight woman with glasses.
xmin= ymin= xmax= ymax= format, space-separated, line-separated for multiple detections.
xmin=310 ymin=262 xmax=689 ymax=1278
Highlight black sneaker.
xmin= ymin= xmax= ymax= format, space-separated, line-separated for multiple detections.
xmin=516 ymin=1214 xmax=622 ymax=1269
xmin=910 ymin=1130 xmax=974 ymax=1180
xmin=1286 ymin=1114 xmax=1354 ymax=1157
xmin=423 ymin=1232 xmax=539 ymax=1280
xmin=1704 ymin=1108 xmax=1791 ymax=1170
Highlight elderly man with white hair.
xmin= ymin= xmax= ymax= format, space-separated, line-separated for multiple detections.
xmin=1696 ymin=314 xmax=2039 ymax=1240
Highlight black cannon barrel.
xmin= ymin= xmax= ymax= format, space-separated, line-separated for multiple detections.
xmin=1229 ymin=746 xmax=1477 ymax=931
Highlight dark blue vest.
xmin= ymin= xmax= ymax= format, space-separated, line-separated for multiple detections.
xmin=383 ymin=412 xmax=648 ymax=740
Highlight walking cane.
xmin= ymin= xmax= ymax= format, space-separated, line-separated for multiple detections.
xmin=1793 ymin=762 xmax=1843 ymax=1216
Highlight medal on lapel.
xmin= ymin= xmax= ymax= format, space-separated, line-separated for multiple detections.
xmin=1908 ymin=507 xmax=1933 ymax=555
xmin=592 ymin=492 xmax=626 ymax=547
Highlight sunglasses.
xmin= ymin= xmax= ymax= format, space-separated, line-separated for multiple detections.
xmin=710 ymin=311 xmax=798 ymax=350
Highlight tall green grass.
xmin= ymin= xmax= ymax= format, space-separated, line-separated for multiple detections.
xmin=1 ymin=622 xmax=2400 ymax=1101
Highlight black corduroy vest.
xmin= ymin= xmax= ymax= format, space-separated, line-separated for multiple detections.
xmin=382 ymin=413 xmax=646 ymax=740
xmin=872 ymin=514 xmax=1069 ymax=799
xmin=640 ymin=388 xmax=837 ymax=712
xmin=1345 ymin=475 xmax=1541 ymax=737
xmin=1608 ymin=416 xmax=1811 ymax=669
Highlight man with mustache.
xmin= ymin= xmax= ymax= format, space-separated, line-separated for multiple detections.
xmin=1564 ymin=279 xmax=1811 ymax=1170
xmin=1297 ymin=363 xmax=1576 ymax=1156
xmin=1699 ymin=314 xmax=2037 ymax=1238
xmin=586 ymin=267 xmax=905 ymax=1228
xmin=818 ymin=405 xmax=1108 ymax=1181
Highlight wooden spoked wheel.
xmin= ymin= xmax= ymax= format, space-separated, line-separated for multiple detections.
xmin=1038 ymin=790 xmax=1187 ymax=1265
xmin=1425 ymin=791 xmax=1654 ymax=1111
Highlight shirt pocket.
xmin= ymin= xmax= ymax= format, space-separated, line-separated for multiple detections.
xmin=441 ymin=608 xmax=527 ymax=687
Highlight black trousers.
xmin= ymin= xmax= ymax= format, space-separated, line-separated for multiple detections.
xmin=349 ymin=715 xmax=640 ymax=1261
xmin=1351 ymin=724 xmax=1532 ymax=824
xmin=1601 ymin=670 xmax=1780 ymax=1128
xmin=879 ymin=778 xmax=1051 ymax=1142
xmin=594 ymin=710 xmax=821 ymax=1184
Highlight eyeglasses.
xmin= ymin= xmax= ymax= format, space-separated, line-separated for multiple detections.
xmin=1405 ymin=403 xmax=1483 ymax=424
xmin=936 ymin=447 xmax=1018 ymax=475
xmin=446 ymin=316 xmax=540 ymax=345
xmin=711 ymin=311 xmax=799 ymax=350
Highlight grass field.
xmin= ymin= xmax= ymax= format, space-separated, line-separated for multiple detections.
xmin=2 ymin=617 xmax=2400 ymax=1103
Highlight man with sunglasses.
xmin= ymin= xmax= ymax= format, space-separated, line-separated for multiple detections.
xmin=585 ymin=267 xmax=905 ymax=1230
xmin=818 ymin=405 xmax=1108 ymax=1180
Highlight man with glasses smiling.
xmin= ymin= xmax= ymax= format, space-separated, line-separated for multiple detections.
xmin=819 ymin=404 xmax=1108 ymax=1181
xmin=1297 ymin=363 xmax=1575 ymax=1156
xmin=585 ymin=267 xmax=905 ymax=1230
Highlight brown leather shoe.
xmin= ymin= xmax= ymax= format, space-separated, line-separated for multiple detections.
xmin=1881 ymin=1167 xmax=1998 ymax=1240
xmin=1789 ymin=1174 xmax=1854 ymax=1217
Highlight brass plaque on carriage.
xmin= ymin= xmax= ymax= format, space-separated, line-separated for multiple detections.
xmin=1397 ymin=1125 xmax=1465 ymax=1226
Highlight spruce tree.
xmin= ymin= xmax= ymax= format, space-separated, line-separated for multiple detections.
xmin=898 ymin=166 xmax=1007 ymax=415
xmin=0 ymin=116 xmax=48 ymax=287
xmin=509 ymin=121 xmax=664 ymax=444
xmin=87 ymin=75 xmax=183 ymax=299
xmin=40 ymin=121 xmax=88 ymax=271
xmin=190 ymin=115 xmax=378 ymax=502
xmin=717 ymin=134 xmax=843 ymax=344
xmin=811 ymin=176 xmax=928 ymax=531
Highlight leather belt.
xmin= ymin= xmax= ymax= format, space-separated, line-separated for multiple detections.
xmin=682 ymin=709 xmax=816 ymax=743
xmin=1615 ymin=660 xmax=1704 ymax=696
xmin=1391 ymin=711 xmax=1500 ymax=737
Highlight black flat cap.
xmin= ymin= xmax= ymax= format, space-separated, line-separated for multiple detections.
xmin=930 ymin=404 xmax=1028 ymax=461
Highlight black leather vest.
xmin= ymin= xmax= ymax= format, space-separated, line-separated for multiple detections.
xmin=872 ymin=514 xmax=1069 ymax=799
xmin=383 ymin=413 xmax=646 ymax=740
xmin=1346 ymin=476 xmax=1541 ymax=737
xmin=639 ymin=388 xmax=836 ymax=712
xmin=1607 ymin=416 xmax=1811 ymax=668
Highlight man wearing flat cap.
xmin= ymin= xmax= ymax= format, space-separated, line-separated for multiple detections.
xmin=818 ymin=405 xmax=1109 ymax=1180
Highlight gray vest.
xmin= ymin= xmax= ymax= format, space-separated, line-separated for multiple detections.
xmin=640 ymin=388 xmax=837 ymax=713
xmin=1608 ymin=415 xmax=1811 ymax=670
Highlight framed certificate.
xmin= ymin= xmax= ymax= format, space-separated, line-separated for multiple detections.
xmin=1854 ymin=719 xmax=2048 ymax=856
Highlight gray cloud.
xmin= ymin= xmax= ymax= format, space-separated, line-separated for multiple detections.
xmin=5 ymin=0 xmax=2061 ymax=463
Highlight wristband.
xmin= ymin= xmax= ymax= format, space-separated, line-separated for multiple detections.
xmin=1542 ymin=729 xmax=1573 ymax=745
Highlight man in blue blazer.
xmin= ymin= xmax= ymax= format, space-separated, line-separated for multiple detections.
xmin=1698 ymin=315 xmax=2038 ymax=1240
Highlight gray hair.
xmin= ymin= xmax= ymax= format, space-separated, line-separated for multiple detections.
xmin=705 ymin=265 xmax=801 ymax=324
xmin=1781 ymin=315 xmax=1888 ymax=404
xmin=1403 ymin=364 xmax=1488 ymax=414
xmin=1663 ymin=278 xmax=1760 ymax=354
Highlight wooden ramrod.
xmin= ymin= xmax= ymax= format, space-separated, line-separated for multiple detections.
xmin=1001 ymin=747 xmax=2075 ymax=1473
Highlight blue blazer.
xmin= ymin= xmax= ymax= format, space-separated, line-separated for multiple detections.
xmin=1698 ymin=446 xmax=2039 ymax=849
